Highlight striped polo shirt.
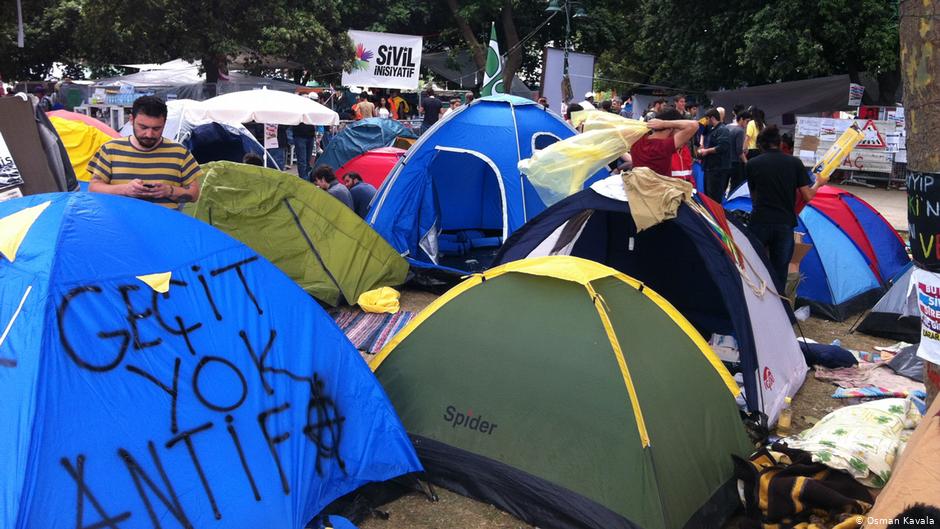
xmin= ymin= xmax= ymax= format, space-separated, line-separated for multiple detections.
xmin=87 ymin=137 xmax=203 ymax=207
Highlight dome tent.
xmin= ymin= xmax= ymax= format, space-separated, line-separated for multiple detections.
xmin=316 ymin=118 xmax=416 ymax=172
xmin=336 ymin=147 xmax=406 ymax=189
xmin=0 ymin=193 xmax=420 ymax=528
xmin=367 ymin=94 xmax=607 ymax=273
xmin=371 ymin=256 xmax=752 ymax=529
xmin=492 ymin=175 xmax=808 ymax=426
xmin=725 ymin=184 xmax=909 ymax=320
xmin=187 ymin=161 xmax=409 ymax=306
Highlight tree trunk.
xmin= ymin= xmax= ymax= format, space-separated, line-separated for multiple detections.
xmin=500 ymin=0 xmax=522 ymax=94
xmin=901 ymin=0 xmax=940 ymax=172
xmin=445 ymin=0 xmax=487 ymax=70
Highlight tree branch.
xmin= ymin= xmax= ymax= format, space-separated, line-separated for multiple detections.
xmin=444 ymin=0 xmax=486 ymax=70
xmin=500 ymin=0 xmax=522 ymax=92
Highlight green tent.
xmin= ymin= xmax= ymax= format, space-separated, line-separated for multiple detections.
xmin=371 ymin=256 xmax=753 ymax=529
xmin=188 ymin=161 xmax=408 ymax=306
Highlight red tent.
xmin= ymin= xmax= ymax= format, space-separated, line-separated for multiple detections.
xmin=806 ymin=186 xmax=908 ymax=283
xmin=336 ymin=147 xmax=405 ymax=188
xmin=47 ymin=110 xmax=120 ymax=138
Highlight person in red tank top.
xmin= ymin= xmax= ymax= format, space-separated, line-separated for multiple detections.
xmin=630 ymin=107 xmax=698 ymax=177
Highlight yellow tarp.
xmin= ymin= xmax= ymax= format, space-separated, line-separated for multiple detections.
xmin=49 ymin=116 xmax=115 ymax=182
xmin=519 ymin=112 xmax=649 ymax=206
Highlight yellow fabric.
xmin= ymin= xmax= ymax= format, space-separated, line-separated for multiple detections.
xmin=746 ymin=120 xmax=760 ymax=150
xmin=371 ymin=255 xmax=740 ymax=399
xmin=622 ymin=167 xmax=693 ymax=231
xmin=0 ymin=201 xmax=51 ymax=263
xmin=357 ymin=286 xmax=401 ymax=313
xmin=135 ymin=272 xmax=172 ymax=294
xmin=49 ymin=116 xmax=114 ymax=182
xmin=586 ymin=283 xmax=651 ymax=447
xmin=519 ymin=113 xmax=649 ymax=206
xmin=812 ymin=126 xmax=864 ymax=183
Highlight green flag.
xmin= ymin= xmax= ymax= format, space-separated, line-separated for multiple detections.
xmin=481 ymin=23 xmax=505 ymax=96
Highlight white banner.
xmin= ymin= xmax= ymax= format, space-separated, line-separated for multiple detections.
xmin=341 ymin=30 xmax=423 ymax=90
xmin=914 ymin=268 xmax=940 ymax=365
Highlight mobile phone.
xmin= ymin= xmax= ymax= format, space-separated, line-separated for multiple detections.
xmin=142 ymin=183 xmax=156 ymax=189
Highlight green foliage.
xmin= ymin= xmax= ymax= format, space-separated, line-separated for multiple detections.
xmin=0 ymin=0 xmax=84 ymax=80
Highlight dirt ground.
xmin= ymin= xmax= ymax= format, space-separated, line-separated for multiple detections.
xmin=357 ymin=289 xmax=902 ymax=529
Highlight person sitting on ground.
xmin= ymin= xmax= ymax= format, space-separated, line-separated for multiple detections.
xmin=313 ymin=165 xmax=353 ymax=209
xmin=88 ymin=95 xmax=201 ymax=207
xmin=630 ymin=107 xmax=699 ymax=177
xmin=746 ymin=125 xmax=822 ymax=293
xmin=242 ymin=152 xmax=264 ymax=166
xmin=343 ymin=172 xmax=377 ymax=218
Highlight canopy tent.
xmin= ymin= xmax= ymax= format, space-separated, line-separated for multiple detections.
xmin=335 ymin=147 xmax=406 ymax=189
xmin=371 ymin=255 xmax=752 ymax=529
xmin=706 ymin=74 xmax=904 ymax=127
xmin=47 ymin=110 xmax=120 ymax=137
xmin=188 ymin=161 xmax=409 ymax=306
xmin=725 ymin=184 xmax=909 ymax=320
xmin=493 ymin=175 xmax=807 ymax=424
xmin=316 ymin=118 xmax=416 ymax=171
xmin=119 ymin=99 xmax=280 ymax=168
xmin=0 ymin=193 xmax=421 ymax=528
xmin=93 ymin=60 xmax=303 ymax=100
xmin=190 ymin=88 xmax=340 ymax=126
xmin=48 ymin=116 xmax=115 ymax=181
xmin=855 ymin=263 xmax=919 ymax=342
xmin=368 ymin=95 xmax=607 ymax=273
xmin=422 ymin=51 xmax=534 ymax=99
xmin=0 ymin=94 xmax=78 ymax=198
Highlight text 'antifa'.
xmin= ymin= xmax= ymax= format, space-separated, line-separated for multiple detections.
xmin=55 ymin=255 xmax=346 ymax=528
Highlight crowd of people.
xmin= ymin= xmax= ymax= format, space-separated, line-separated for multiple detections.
xmin=79 ymin=88 xmax=814 ymax=292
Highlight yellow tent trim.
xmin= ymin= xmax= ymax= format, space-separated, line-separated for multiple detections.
xmin=586 ymin=282 xmax=651 ymax=448
xmin=0 ymin=201 xmax=51 ymax=263
xmin=371 ymin=255 xmax=740 ymax=399
xmin=369 ymin=274 xmax=483 ymax=370
xmin=136 ymin=272 xmax=172 ymax=293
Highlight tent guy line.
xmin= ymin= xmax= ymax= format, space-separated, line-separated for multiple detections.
xmin=0 ymin=284 xmax=31 ymax=366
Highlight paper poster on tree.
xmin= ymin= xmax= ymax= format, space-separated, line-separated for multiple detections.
xmin=342 ymin=30 xmax=423 ymax=90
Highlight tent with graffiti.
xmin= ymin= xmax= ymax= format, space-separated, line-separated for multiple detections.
xmin=492 ymin=175 xmax=808 ymax=426
xmin=371 ymin=256 xmax=753 ymax=529
xmin=368 ymin=94 xmax=607 ymax=273
xmin=0 ymin=193 xmax=421 ymax=528
xmin=187 ymin=161 xmax=409 ymax=306
xmin=725 ymin=184 xmax=909 ymax=320
xmin=316 ymin=117 xmax=417 ymax=171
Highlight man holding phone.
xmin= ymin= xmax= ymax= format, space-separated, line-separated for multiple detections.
xmin=88 ymin=96 xmax=201 ymax=207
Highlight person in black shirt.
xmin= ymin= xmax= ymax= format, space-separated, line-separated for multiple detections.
xmin=699 ymin=108 xmax=733 ymax=202
xmin=746 ymin=125 xmax=823 ymax=292
xmin=419 ymin=88 xmax=443 ymax=135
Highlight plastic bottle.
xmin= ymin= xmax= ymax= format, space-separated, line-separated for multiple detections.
xmin=777 ymin=397 xmax=793 ymax=437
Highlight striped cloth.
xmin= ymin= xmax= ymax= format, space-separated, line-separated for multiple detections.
xmin=330 ymin=309 xmax=416 ymax=354
xmin=832 ymin=386 xmax=927 ymax=399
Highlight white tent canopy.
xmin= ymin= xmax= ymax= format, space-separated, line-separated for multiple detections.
xmin=189 ymin=88 xmax=339 ymax=126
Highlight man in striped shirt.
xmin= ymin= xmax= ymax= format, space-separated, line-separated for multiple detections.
xmin=88 ymin=96 xmax=201 ymax=207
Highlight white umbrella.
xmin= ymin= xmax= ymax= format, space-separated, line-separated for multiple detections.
xmin=190 ymin=87 xmax=339 ymax=126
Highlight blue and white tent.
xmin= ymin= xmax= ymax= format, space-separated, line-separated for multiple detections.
xmin=316 ymin=117 xmax=416 ymax=172
xmin=0 ymin=193 xmax=421 ymax=528
xmin=367 ymin=95 xmax=606 ymax=273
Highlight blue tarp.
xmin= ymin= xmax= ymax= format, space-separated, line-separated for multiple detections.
xmin=316 ymin=118 xmax=416 ymax=171
xmin=367 ymin=95 xmax=607 ymax=272
xmin=0 ymin=193 xmax=421 ymax=528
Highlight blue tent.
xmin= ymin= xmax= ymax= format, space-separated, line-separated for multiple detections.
xmin=367 ymin=95 xmax=607 ymax=273
xmin=181 ymin=122 xmax=276 ymax=168
xmin=0 ymin=193 xmax=421 ymax=528
xmin=315 ymin=118 xmax=416 ymax=171
xmin=725 ymin=183 xmax=906 ymax=320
